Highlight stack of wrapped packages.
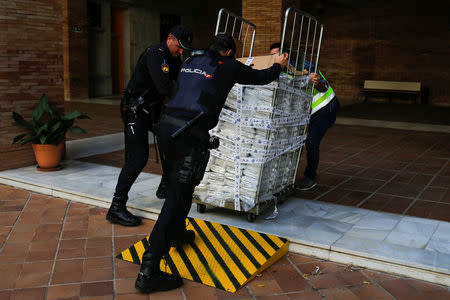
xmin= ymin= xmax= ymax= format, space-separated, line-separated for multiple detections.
xmin=194 ymin=69 xmax=313 ymax=213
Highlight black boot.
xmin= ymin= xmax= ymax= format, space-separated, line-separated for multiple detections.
xmin=135 ymin=251 xmax=183 ymax=293
xmin=106 ymin=195 xmax=142 ymax=226
xmin=156 ymin=173 xmax=168 ymax=199
xmin=170 ymin=230 xmax=195 ymax=250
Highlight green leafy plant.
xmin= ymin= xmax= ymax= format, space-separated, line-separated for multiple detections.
xmin=12 ymin=93 xmax=90 ymax=145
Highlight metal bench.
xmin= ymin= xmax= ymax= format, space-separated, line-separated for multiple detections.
xmin=363 ymin=80 xmax=422 ymax=103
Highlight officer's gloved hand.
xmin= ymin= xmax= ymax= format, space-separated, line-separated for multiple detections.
xmin=208 ymin=136 xmax=220 ymax=149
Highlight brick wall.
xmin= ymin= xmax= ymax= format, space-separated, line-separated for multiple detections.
xmin=242 ymin=0 xmax=449 ymax=106
xmin=242 ymin=0 xmax=282 ymax=56
xmin=299 ymin=0 xmax=450 ymax=106
xmin=0 ymin=0 xmax=64 ymax=170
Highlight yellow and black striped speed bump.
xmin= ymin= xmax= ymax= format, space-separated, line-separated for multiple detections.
xmin=116 ymin=217 xmax=289 ymax=293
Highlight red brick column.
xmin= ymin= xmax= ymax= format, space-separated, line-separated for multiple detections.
xmin=0 ymin=1 xmax=65 ymax=170
xmin=242 ymin=0 xmax=300 ymax=56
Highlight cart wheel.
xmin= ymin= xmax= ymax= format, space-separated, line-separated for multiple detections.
xmin=197 ymin=204 xmax=206 ymax=213
xmin=247 ymin=213 xmax=256 ymax=223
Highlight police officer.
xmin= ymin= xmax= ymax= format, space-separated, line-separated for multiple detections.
xmin=270 ymin=43 xmax=339 ymax=190
xmin=106 ymin=25 xmax=193 ymax=227
xmin=134 ymin=33 xmax=288 ymax=293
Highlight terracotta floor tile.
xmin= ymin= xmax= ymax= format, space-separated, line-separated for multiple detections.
xmin=15 ymin=270 xmax=51 ymax=289
xmin=114 ymin=236 xmax=146 ymax=255
xmin=293 ymin=185 xmax=332 ymax=201
xmin=54 ymin=259 xmax=84 ymax=273
xmin=349 ymin=283 xmax=393 ymax=300
xmin=0 ymin=211 xmax=20 ymax=226
xmin=339 ymin=177 xmax=386 ymax=193
xmin=87 ymin=223 xmax=112 ymax=238
xmin=360 ymin=194 xmax=413 ymax=214
xmin=151 ymin=289 xmax=185 ymax=300
xmin=80 ymin=281 xmax=114 ymax=297
xmin=404 ymin=200 xmax=435 ymax=219
xmin=422 ymin=290 xmax=450 ymax=300
xmin=85 ymin=247 xmax=112 ymax=258
xmin=419 ymin=186 xmax=447 ymax=202
xmin=362 ymin=270 xmax=399 ymax=283
xmin=82 ymin=267 xmax=114 ymax=282
xmin=82 ymin=296 xmax=114 ymax=300
xmin=247 ymin=278 xmax=283 ymax=296
xmin=392 ymin=171 xmax=433 ymax=185
xmin=62 ymin=229 xmax=89 ymax=239
xmin=357 ymin=168 xmax=397 ymax=181
xmin=0 ymin=290 xmax=12 ymax=299
xmin=0 ymin=200 xmax=26 ymax=212
xmin=371 ymin=160 xmax=409 ymax=171
xmin=0 ymin=263 xmax=23 ymax=289
xmin=51 ymin=269 xmax=84 ymax=285
xmin=378 ymin=182 xmax=425 ymax=198
xmin=266 ymin=264 xmax=310 ymax=293
xmin=428 ymin=202 xmax=450 ymax=222
xmin=182 ymin=279 xmax=219 ymax=300
xmin=378 ymin=278 xmax=424 ymax=299
xmin=115 ymin=260 xmax=140 ymax=279
xmin=325 ymin=164 xmax=363 ymax=177
xmin=318 ymin=287 xmax=359 ymax=300
xmin=276 ymin=290 xmax=322 ymax=300
xmin=8 ymin=287 xmax=46 ymax=300
xmin=255 ymin=295 xmax=290 ymax=300
xmin=46 ymin=283 xmax=81 ymax=300
xmin=115 ymin=278 xmax=137 ymax=294
xmin=429 ymin=175 xmax=450 ymax=188
xmin=318 ymin=173 xmax=352 ymax=188
xmin=116 ymin=294 xmax=149 ymax=300
xmin=7 ymin=229 xmax=35 ymax=243
xmin=287 ymin=254 xmax=319 ymax=265
xmin=405 ymin=163 xmax=443 ymax=175
xmin=214 ymin=283 xmax=252 ymax=298
xmin=113 ymin=220 xmax=155 ymax=236
xmin=0 ymin=243 xmax=29 ymax=263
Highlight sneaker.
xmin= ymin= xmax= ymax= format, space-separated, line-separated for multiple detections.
xmin=297 ymin=177 xmax=317 ymax=191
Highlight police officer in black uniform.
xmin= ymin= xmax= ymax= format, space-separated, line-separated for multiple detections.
xmin=134 ymin=33 xmax=288 ymax=293
xmin=106 ymin=25 xmax=193 ymax=227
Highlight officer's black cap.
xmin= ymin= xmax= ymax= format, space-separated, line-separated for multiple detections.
xmin=169 ymin=25 xmax=193 ymax=50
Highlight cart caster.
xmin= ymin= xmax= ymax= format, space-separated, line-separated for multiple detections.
xmin=197 ymin=204 xmax=206 ymax=213
xmin=247 ymin=213 xmax=256 ymax=223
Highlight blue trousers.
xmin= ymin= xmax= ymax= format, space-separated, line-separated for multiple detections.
xmin=304 ymin=97 xmax=339 ymax=181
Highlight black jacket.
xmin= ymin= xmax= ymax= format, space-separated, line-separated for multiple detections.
xmin=166 ymin=50 xmax=282 ymax=129
xmin=126 ymin=41 xmax=182 ymax=103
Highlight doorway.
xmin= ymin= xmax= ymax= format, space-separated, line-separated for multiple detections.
xmin=111 ymin=6 xmax=124 ymax=95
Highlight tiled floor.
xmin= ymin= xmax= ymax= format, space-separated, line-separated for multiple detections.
xmin=80 ymin=124 xmax=450 ymax=222
xmin=1 ymin=184 xmax=449 ymax=299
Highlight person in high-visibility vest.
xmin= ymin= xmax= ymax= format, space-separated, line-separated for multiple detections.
xmin=270 ymin=43 xmax=340 ymax=190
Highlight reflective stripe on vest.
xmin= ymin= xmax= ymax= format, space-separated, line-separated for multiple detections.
xmin=311 ymin=71 xmax=335 ymax=114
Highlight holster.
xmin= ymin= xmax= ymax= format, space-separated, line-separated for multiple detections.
xmin=177 ymin=147 xmax=210 ymax=186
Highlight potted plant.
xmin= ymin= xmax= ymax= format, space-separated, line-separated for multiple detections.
xmin=12 ymin=93 xmax=90 ymax=171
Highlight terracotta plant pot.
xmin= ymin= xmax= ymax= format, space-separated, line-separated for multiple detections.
xmin=32 ymin=142 xmax=64 ymax=170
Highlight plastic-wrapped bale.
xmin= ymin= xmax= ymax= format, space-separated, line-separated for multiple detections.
xmin=194 ymin=73 xmax=313 ymax=212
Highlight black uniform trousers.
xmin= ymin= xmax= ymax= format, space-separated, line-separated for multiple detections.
xmin=304 ymin=97 xmax=339 ymax=181
xmin=147 ymin=121 xmax=204 ymax=258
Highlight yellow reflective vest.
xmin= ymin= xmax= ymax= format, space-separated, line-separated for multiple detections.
xmin=311 ymin=71 xmax=335 ymax=114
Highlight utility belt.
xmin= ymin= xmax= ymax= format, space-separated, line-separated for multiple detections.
xmin=121 ymin=89 xmax=163 ymax=134
xmin=159 ymin=114 xmax=219 ymax=150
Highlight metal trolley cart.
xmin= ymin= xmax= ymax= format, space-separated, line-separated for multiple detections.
xmin=193 ymin=8 xmax=324 ymax=222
